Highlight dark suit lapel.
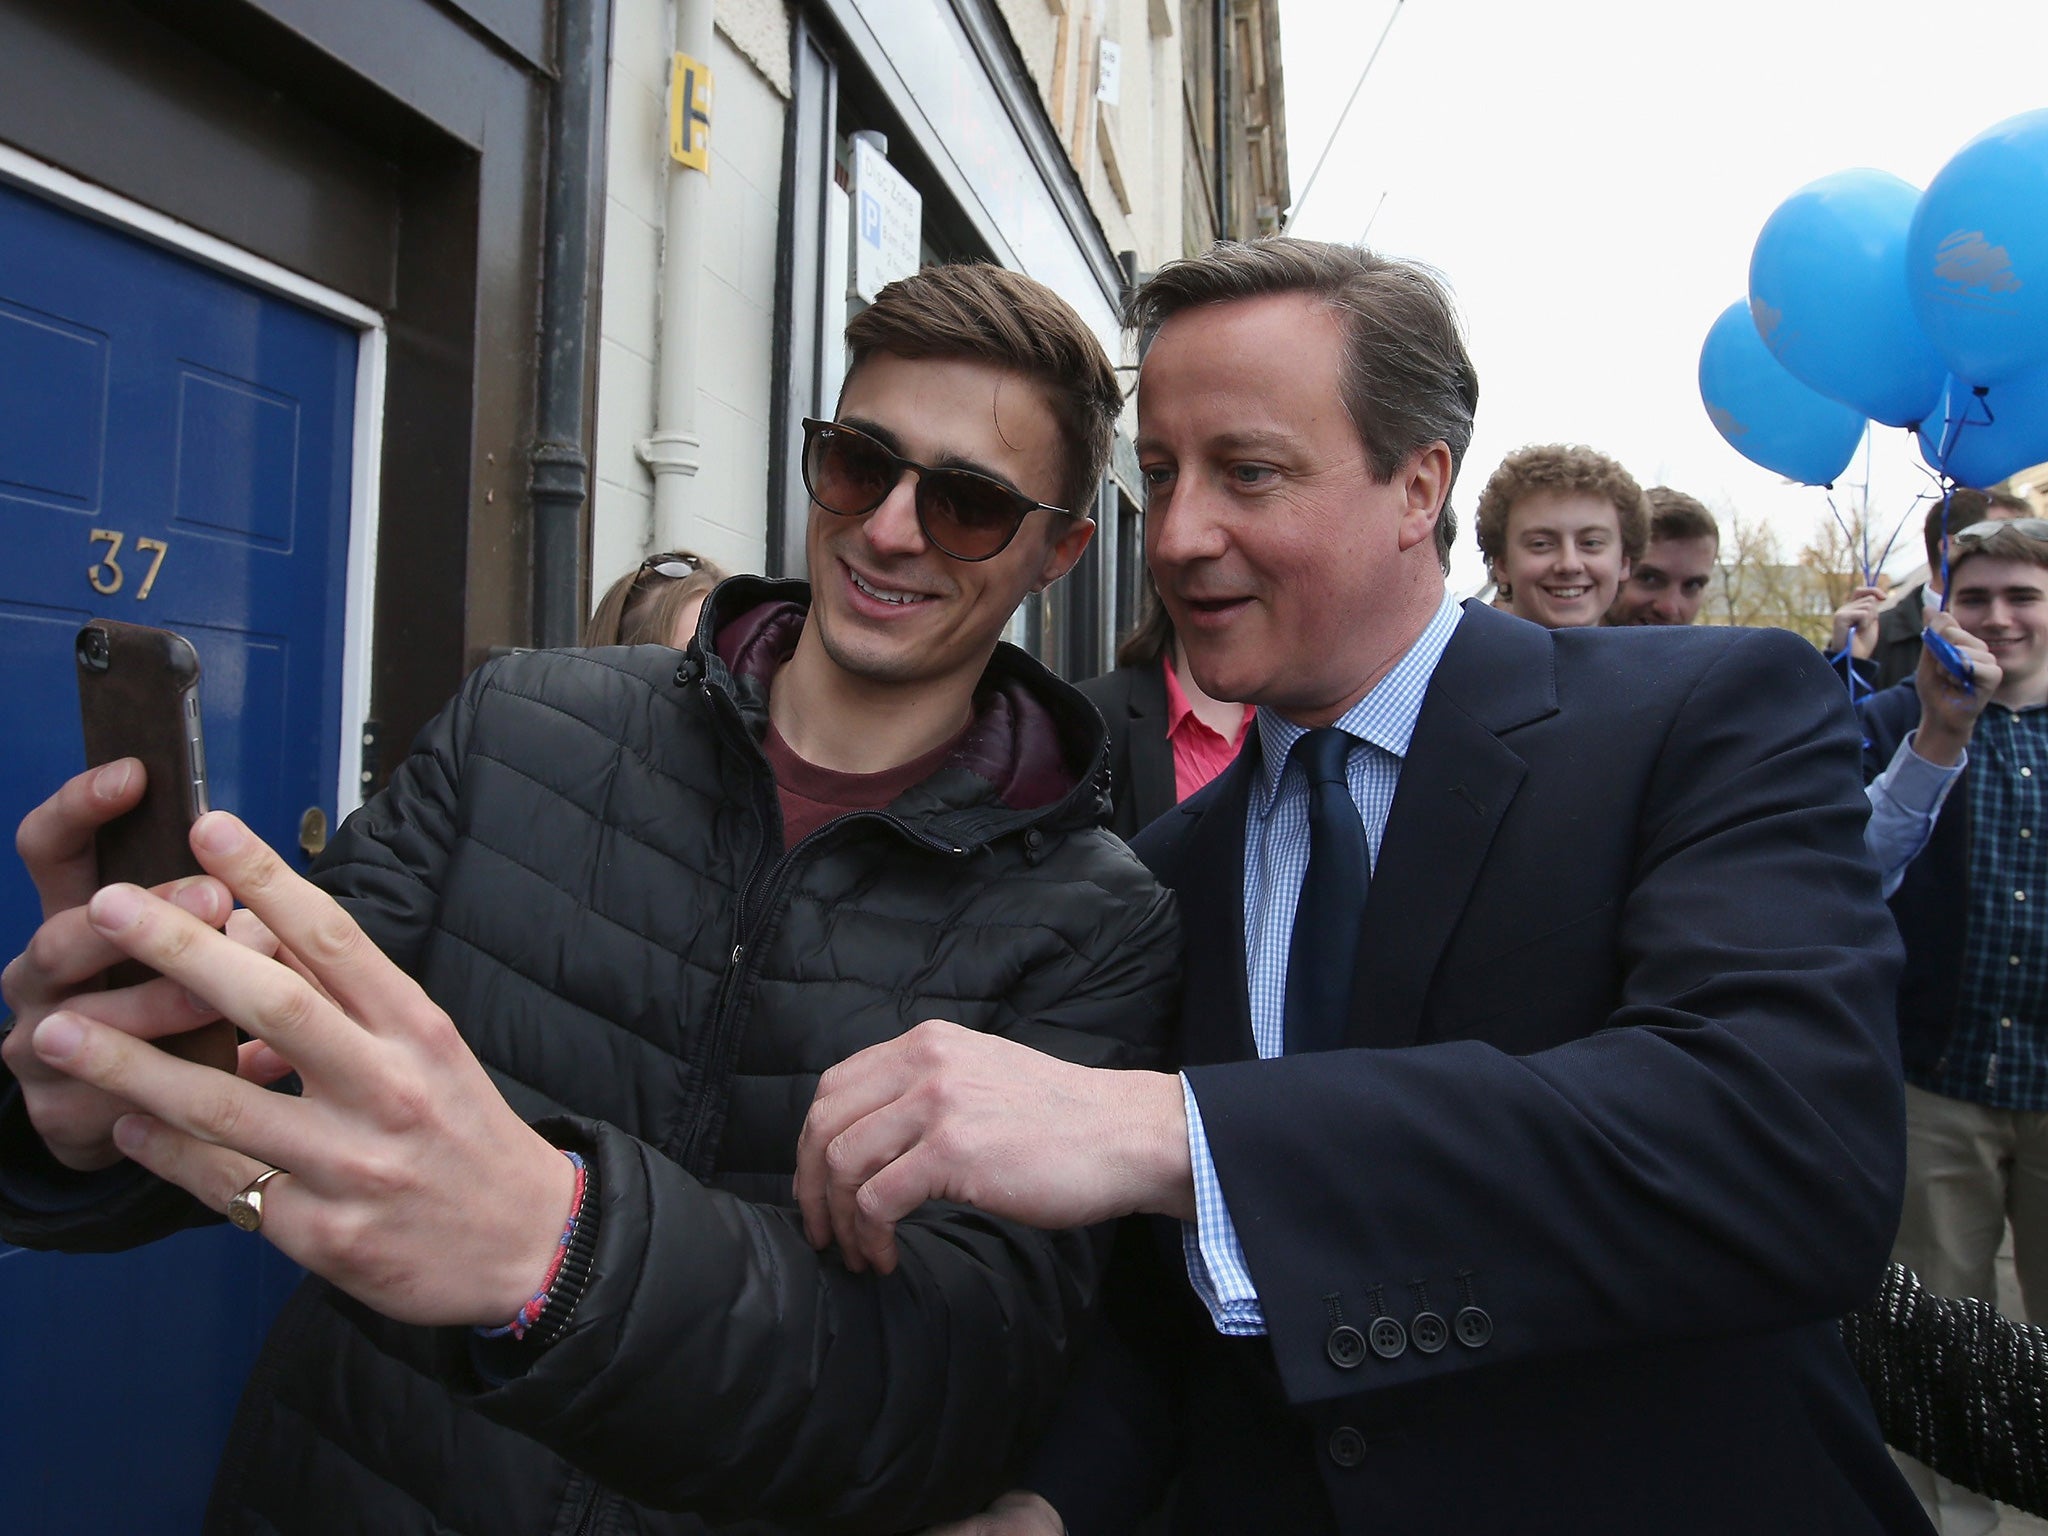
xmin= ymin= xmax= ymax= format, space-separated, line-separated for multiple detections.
xmin=1346 ymin=603 xmax=1556 ymax=1050
xmin=1126 ymin=659 xmax=1180 ymax=831
xmin=1152 ymin=747 xmax=1258 ymax=1068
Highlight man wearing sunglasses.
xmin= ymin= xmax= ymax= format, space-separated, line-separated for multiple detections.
xmin=800 ymin=238 xmax=1927 ymax=1534
xmin=1859 ymin=513 xmax=2048 ymax=1533
xmin=0 ymin=264 xmax=1177 ymax=1534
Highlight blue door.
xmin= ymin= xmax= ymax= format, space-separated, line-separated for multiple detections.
xmin=0 ymin=177 xmax=361 ymax=1532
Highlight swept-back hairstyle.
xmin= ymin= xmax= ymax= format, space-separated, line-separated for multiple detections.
xmin=1474 ymin=444 xmax=1650 ymax=567
xmin=843 ymin=263 xmax=1124 ymax=520
xmin=1125 ymin=238 xmax=1479 ymax=573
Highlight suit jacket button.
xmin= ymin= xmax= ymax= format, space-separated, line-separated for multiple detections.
xmin=1410 ymin=1310 xmax=1448 ymax=1354
xmin=1368 ymin=1316 xmax=1407 ymax=1359
xmin=1328 ymin=1426 xmax=1367 ymax=1469
xmin=1455 ymin=1306 xmax=1494 ymax=1348
xmin=1326 ymin=1324 xmax=1367 ymax=1369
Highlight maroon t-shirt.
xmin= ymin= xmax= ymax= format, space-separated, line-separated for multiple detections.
xmin=764 ymin=719 xmax=971 ymax=848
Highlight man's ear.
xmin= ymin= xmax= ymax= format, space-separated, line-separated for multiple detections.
xmin=1394 ymin=442 xmax=1455 ymax=555
xmin=1034 ymin=513 xmax=1097 ymax=590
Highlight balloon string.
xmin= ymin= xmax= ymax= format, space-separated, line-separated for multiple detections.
xmin=1928 ymin=385 xmax=1996 ymax=483
xmin=1931 ymin=385 xmax=1997 ymax=614
xmin=1940 ymin=480 xmax=1955 ymax=613
xmin=1857 ymin=429 xmax=1873 ymax=582
xmin=1826 ymin=492 xmax=1874 ymax=589
xmin=1868 ymin=500 xmax=1916 ymax=584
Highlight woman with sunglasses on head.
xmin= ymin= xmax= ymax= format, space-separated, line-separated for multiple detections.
xmin=1077 ymin=570 xmax=1251 ymax=840
xmin=583 ymin=549 xmax=732 ymax=649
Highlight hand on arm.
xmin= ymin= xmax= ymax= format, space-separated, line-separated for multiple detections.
xmin=1911 ymin=610 xmax=1999 ymax=766
xmin=794 ymin=1020 xmax=1193 ymax=1274
xmin=1829 ymin=585 xmax=1884 ymax=660
xmin=18 ymin=809 xmax=575 ymax=1328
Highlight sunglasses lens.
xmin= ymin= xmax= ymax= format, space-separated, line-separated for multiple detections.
xmin=808 ymin=427 xmax=897 ymax=515
xmin=918 ymin=472 xmax=1028 ymax=560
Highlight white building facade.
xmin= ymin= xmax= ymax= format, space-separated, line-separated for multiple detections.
xmin=590 ymin=0 xmax=1195 ymax=675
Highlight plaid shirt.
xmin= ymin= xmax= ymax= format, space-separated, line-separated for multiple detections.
xmin=1928 ymin=702 xmax=2048 ymax=1110
xmin=1180 ymin=591 xmax=1463 ymax=1335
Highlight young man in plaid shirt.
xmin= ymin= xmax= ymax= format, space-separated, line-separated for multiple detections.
xmin=1859 ymin=512 xmax=2048 ymax=1534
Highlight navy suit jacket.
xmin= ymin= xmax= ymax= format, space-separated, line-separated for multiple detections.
xmin=1078 ymin=660 xmax=1180 ymax=840
xmin=1032 ymin=602 xmax=1929 ymax=1535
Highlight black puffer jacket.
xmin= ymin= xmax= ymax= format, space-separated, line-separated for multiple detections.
xmin=0 ymin=578 xmax=1180 ymax=1534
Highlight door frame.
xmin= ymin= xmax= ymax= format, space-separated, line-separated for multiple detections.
xmin=0 ymin=142 xmax=388 ymax=819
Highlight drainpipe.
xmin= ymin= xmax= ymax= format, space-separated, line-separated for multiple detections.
xmin=530 ymin=0 xmax=611 ymax=648
xmin=1213 ymin=0 xmax=1230 ymax=240
xmin=639 ymin=0 xmax=716 ymax=554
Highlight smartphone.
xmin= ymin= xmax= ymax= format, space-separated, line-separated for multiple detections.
xmin=75 ymin=619 xmax=238 ymax=1071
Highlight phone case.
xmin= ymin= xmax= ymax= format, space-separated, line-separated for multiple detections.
xmin=75 ymin=619 xmax=236 ymax=1071
xmin=77 ymin=620 xmax=208 ymax=889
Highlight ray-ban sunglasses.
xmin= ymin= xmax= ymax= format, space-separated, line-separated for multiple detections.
xmin=800 ymin=417 xmax=1085 ymax=562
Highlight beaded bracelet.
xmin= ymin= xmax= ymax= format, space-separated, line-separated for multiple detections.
xmin=477 ymin=1150 xmax=587 ymax=1341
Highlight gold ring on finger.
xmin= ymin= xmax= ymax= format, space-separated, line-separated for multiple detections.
xmin=227 ymin=1166 xmax=287 ymax=1233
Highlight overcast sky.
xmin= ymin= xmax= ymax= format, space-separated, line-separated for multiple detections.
xmin=1277 ymin=0 xmax=2048 ymax=593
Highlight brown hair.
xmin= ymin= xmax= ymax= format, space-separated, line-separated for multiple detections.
xmin=583 ymin=551 xmax=732 ymax=648
xmin=1945 ymin=519 xmax=2048 ymax=583
xmin=1114 ymin=569 xmax=1176 ymax=668
xmin=1474 ymin=445 xmax=1650 ymax=568
xmin=1922 ymin=488 xmax=2030 ymax=574
xmin=1644 ymin=486 xmax=1719 ymax=547
xmin=842 ymin=263 xmax=1123 ymax=520
xmin=1126 ymin=238 xmax=1478 ymax=574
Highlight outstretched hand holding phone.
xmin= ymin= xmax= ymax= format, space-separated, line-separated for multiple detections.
xmin=7 ymin=793 xmax=575 ymax=1327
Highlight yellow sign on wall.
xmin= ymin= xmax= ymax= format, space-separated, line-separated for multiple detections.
xmin=670 ymin=53 xmax=713 ymax=172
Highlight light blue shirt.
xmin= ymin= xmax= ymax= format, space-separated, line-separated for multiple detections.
xmin=1866 ymin=732 xmax=1964 ymax=899
xmin=1180 ymin=590 xmax=1463 ymax=1335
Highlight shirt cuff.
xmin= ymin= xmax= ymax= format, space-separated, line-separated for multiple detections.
xmin=1179 ymin=1073 xmax=1266 ymax=1336
xmin=0 ymin=1086 xmax=150 ymax=1216
xmin=1889 ymin=730 xmax=1966 ymax=811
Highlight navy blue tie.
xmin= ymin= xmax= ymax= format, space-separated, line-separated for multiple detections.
xmin=1284 ymin=728 xmax=1368 ymax=1056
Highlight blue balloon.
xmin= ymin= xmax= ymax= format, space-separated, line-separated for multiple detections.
xmin=1700 ymin=300 xmax=1867 ymax=486
xmin=1749 ymin=169 xmax=1946 ymax=427
xmin=1909 ymin=108 xmax=2048 ymax=386
xmin=1916 ymin=366 xmax=2048 ymax=488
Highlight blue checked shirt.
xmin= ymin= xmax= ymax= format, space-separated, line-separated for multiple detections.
xmin=1928 ymin=703 xmax=2048 ymax=1111
xmin=1181 ymin=591 xmax=1463 ymax=1335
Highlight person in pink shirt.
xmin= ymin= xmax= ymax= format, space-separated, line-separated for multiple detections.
xmin=1080 ymin=577 xmax=1252 ymax=838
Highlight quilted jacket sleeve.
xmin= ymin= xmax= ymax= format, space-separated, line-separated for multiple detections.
xmin=457 ymin=878 xmax=1181 ymax=1531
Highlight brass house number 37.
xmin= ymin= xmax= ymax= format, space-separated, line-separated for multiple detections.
xmin=88 ymin=530 xmax=170 ymax=600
